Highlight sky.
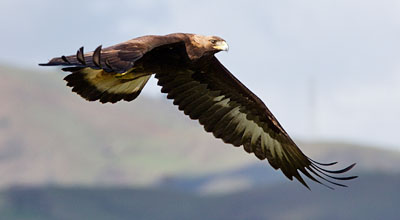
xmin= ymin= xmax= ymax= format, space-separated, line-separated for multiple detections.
xmin=1 ymin=0 xmax=399 ymax=149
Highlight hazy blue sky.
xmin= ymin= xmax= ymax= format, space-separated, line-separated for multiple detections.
xmin=1 ymin=0 xmax=399 ymax=149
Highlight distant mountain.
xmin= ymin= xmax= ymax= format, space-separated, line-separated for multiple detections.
xmin=0 ymin=64 xmax=399 ymax=192
xmin=1 ymin=173 xmax=399 ymax=220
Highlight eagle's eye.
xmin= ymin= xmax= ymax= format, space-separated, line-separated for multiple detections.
xmin=210 ymin=39 xmax=217 ymax=44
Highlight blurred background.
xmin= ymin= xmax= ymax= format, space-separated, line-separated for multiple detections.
xmin=0 ymin=0 xmax=399 ymax=219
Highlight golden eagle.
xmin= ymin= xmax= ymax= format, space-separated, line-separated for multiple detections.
xmin=40 ymin=33 xmax=356 ymax=189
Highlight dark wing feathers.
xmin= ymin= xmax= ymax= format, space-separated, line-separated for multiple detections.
xmin=155 ymin=57 xmax=357 ymax=189
xmin=77 ymin=47 xmax=86 ymax=65
xmin=92 ymin=45 xmax=102 ymax=68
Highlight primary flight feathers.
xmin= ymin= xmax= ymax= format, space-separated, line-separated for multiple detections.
xmin=40 ymin=33 xmax=357 ymax=189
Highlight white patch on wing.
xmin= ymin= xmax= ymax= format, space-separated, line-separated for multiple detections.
xmin=214 ymin=97 xmax=230 ymax=108
xmin=233 ymin=112 xmax=248 ymax=134
xmin=80 ymin=68 xmax=150 ymax=95
xmin=212 ymin=95 xmax=225 ymax=102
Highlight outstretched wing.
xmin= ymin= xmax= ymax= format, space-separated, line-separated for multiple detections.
xmin=39 ymin=34 xmax=185 ymax=103
xmin=155 ymin=57 xmax=357 ymax=189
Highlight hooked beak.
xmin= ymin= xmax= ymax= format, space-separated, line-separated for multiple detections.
xmin=213 ymin=41 xmax=229 ymax=52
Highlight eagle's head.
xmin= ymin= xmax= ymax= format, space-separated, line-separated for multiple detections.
xmin=191 ymin=35 xmax=229 ymax=53
xmin=208 ymin=36 xmax=229 ymax=52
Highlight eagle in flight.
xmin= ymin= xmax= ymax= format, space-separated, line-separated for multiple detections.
xmin=40 ymin=33 xmax=356 ymax=189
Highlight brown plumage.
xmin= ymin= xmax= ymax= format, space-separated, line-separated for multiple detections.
xmin=40 ymin=33 xmax=357 ymax=189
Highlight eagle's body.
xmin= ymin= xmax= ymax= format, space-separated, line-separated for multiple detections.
xmin=40 ymin=33 xmax=356 ymax=189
